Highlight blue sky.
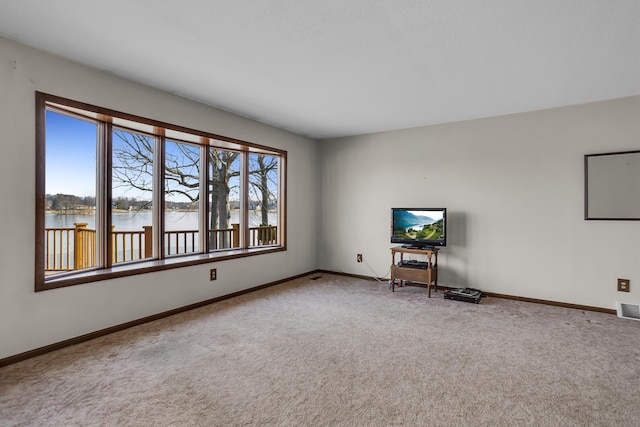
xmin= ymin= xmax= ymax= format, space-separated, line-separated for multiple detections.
xmin=46 ymin=110 xmax=97 ymax=197
xmin=46 ymin=109 xmax=276 ymax=203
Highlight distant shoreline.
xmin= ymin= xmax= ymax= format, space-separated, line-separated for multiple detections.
xmin=45 ymin=208 xmax=275 ymax=214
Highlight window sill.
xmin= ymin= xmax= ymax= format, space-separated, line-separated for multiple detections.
xmin=37 ymin=246 xmax=285 ymax=291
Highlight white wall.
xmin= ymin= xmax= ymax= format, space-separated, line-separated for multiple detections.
xmin=0 ymin=37 xmax=318 ymax=360
xmin=319 ymin=96 xmax=640 ymax=309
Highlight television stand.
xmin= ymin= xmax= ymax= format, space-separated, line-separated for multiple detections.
xmin=390 ymin=246 xmax=439 ymax=297
xmin=402 ymin=244 xmax=435 ymax=251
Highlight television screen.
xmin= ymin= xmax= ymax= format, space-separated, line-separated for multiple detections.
xmin=391 ymin=208 xmax=447 ymax=248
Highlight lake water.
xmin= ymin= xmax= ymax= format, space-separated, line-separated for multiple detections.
xmin=45 ymin=210 xmax=278 ymax=230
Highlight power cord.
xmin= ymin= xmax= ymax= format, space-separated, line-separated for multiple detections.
xmin=361 ymin=259 xmax=392 ymax=291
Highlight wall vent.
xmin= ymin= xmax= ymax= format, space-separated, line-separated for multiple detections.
xmin=616 ymin=302 xmax=640 ymax=321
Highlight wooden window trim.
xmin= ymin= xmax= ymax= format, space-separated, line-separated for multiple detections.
xmin=38 ymin=247 xmax=286 ymax=291
xmin=35 ymin=92 xmax=287 ymax=292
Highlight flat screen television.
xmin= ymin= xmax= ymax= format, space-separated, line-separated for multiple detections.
xmin=391 ymin=208 xmax=447 ymax=249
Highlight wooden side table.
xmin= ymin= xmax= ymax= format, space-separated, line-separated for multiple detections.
xmin=390 ymin=246 xmax=439 ymax=297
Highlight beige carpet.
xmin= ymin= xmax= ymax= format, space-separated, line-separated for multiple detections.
xmin=2 ymin=273 xmax=640 ymax=426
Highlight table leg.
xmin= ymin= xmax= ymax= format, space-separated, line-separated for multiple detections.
xmin=391 ymin=252 xmax=395 ymax=292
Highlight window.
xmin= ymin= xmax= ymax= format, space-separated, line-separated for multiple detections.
xmin=43 ymin=110 xmax=98 ymax=272
xmin=36 ymin=93 xmax=286 ymax=291
xmin=208 ymin=147 xmax=241 ymax=250
xmin=112 ymin=128 xmax=155 ymax=263
xmin=248 ymin=153 xmax=281 ymax=247
xmin=163 ymin=139 xmax=201 ymax=256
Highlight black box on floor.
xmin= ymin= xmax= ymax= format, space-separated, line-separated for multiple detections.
xmin=444 ymin=288 xmax=482 ymax=304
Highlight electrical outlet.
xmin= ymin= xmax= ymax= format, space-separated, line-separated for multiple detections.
xmin=357 ymin=254 xmax=362 ymax=263
xmin=210 ymin=268 xmax=217 ymax=281
xmin=618 ymin=278 xmax=630 ymax=292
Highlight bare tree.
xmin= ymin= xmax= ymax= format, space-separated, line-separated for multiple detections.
xmin=48 ymin=193 xmax=82 ymax=213
xmin=209 ymin=149 xmax=240 ymax=230
xmin=164 ymin=141 xmax=200 ymax=207
xmin=112 ymin=130 xmax=249 ymax=247
xmin=249 ymin=154 xmax=278 ymax=226
xmin=112 ymin=131 xmax=155 ymax=202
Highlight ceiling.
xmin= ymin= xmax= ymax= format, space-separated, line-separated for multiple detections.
xmin=1 ymin=1 xmax=639 ymax=139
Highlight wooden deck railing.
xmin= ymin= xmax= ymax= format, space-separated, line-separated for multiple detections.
xmin=112 ymin=226 xmax=151 ymax=263
xmin=209 ymin=224 xmax=240 ymax=250
xmin=44 ymin=223 xmax=278 ymax=271
xmin=249 ymin=225 xmax=278 ymax=246
xmin=45 ymin=227 xmax=73 ymax=271
xmin=76 ymin=224 xmax=97 ymax=269
xmin=164 ymin=229 xmax=199 ymax=255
